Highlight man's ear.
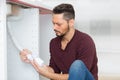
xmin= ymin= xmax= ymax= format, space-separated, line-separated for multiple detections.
xmin=69 ymin=19 xmax=74 ymax=27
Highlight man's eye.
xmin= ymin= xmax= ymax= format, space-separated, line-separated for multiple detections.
xmin=57 ymin=23 xmax=62 ymax=26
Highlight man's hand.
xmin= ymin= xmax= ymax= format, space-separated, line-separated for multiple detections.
xmin=31 ymin=60 xmax=68 ymax=80
xmin=30 ymin=60 xmax=54 ymax=77
xmin=20 ymin=49 xmax=32 ymax=63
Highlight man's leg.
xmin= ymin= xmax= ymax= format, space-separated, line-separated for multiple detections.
xmin=68 ymin=60 xmax=94 ymax=80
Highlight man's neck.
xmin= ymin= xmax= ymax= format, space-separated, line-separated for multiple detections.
xmin=62 ymin=28 xmax=75 ymax=43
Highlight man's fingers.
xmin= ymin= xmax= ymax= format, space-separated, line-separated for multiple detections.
xmin=20 ymin=50 xmax=30 ymax=63
xmin=30 ymin=60 xmax=39 ymax=72
xmin=23 ymin=49 xmax=32 ymax=54
xmin=20 ymin=55 xmax=27 ymax=62
xmin=20 ymin=51 xmax=27 ymax=56
xmin=33 ymin=59 xmax=40 ymax=67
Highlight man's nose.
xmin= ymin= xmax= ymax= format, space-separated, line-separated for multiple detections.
xmin=53 ymin=24 xmax=58 ymax=30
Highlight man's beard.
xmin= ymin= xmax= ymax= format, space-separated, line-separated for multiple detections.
xmin=55 ymin=25 xmax=70 ymax=37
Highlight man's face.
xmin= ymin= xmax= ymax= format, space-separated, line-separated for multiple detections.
xmin=52 ymin=13 xmax=69 ymax=37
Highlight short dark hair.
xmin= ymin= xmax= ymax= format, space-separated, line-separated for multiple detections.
xmin=53 ymin=3 xmax=75 ymax=21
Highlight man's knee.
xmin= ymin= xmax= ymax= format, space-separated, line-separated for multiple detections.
xmin=69 ymin=60 xmax=86 ymax=72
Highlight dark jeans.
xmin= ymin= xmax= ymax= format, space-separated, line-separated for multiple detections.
xmin=68 ymin=60 xmax=95 ymax=80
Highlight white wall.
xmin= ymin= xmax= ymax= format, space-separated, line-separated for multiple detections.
xmin=7 ymin=8 xmax=40 ymax=80
xmin=0 ymin=0 xmax=7 ymax=80
xmin=73 ymin=1 xmax=120 ymax=75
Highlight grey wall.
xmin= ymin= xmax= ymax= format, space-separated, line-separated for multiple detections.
xmin=39 ymin=14 xmax=55 ymax=80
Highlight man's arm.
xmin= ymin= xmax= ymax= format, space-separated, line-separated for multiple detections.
xmin=31 ymin=60 xmax=69 ymax=80
xmin=20 ymin=49 xmax=68 ymax=80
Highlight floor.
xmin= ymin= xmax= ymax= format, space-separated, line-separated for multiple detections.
xmin=99 ymin=75 xmax=120 ymax=80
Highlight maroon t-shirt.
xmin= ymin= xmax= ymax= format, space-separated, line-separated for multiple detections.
xmin=49 ymin=30 xmax=98 ymax=80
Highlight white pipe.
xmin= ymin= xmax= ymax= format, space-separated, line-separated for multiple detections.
xmin=7 ymin=16 xmax=44 ymax=66
xmin=7 ymin=19 xmax=23 ymax=51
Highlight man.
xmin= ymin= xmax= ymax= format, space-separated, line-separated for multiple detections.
xmin=20 ymin=3 xmax=98 ymax=80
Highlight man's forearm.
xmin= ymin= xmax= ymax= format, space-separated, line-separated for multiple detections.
xmin=47 ymin=72 xmax=68 ymax=80
xmin=31 ymin=62 xmax=68 ymax=80
xmin=44 ymin=66 xmax=68 ymax=80
xmin=47 ymin=66 xmax=68 ymax=80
